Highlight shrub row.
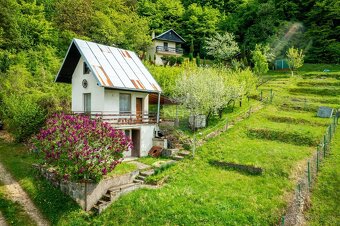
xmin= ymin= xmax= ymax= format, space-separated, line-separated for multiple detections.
xmin=267 ymin=116 xmax=328 ymax=127
xmin=246 ymin=128 xmax=318 ymax=146
xmin=289 ymin=87 xmax=340 ymax=96
xmin=297 ymin=81 xmax=340 ymax=87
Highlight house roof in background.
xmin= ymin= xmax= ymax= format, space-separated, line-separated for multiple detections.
xmin=55 ymin=39 xmax=162 ymax=93
xmin=153 ymin=29 xmax=185 ymax=44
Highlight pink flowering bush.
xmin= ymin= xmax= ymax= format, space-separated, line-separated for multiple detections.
xmin=29 ymin=113 xmax=133 ymax=182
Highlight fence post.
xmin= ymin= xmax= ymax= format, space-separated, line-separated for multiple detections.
xmin=316 ymin=149 xmax=319 ymax=172
xmin=307 ymin=161 xmax=311 ymax=188
xmin=270 ymin=89 xmax=273 ymax=103
xmin=323 ymin=135 xmax=327 ymax=157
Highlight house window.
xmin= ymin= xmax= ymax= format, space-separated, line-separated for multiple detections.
xmin=83 ymin=62 xmax=90 ymax=74
xmin=119 ymin=93 xmax=131 ymax=114
xmin=84 ymin=93 xmax=91 ymax=113
xmin=164 ymin=42 xmax=168 ymax=51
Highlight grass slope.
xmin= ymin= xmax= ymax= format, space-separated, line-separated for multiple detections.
xmin=0 ymin=65 xmax=339 ymax=225
xmin=306 ymin=130 xmax=340 ymax=225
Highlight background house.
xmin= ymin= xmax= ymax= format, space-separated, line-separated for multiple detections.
xmin=55 ymin=38 xmax=162 ymax=158
xmin=148 ymin=29 xmax=185 ymax=65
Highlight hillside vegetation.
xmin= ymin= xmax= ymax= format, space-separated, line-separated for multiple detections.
xmin=0 ymin=69 xmax=339 ymax=224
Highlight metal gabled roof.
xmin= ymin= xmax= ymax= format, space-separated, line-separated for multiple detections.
xmin=55 ymin=38 xmax=162 ymax=93
xmin=153 ymin=29 xmax=186 ymax=44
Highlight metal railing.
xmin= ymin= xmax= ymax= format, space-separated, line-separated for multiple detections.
xmin=73 ymin=111 xmax=158 ymax=125
xmin=156 ymin=46 xmax=183 ymax=54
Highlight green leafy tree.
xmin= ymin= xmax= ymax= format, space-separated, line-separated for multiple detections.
xmin=181 ymin=3 xmax=220 ymax=56
xmin=252 ymin=44 xmax=269 ymax=76
xmin=205 ymin=32 xmax=239 ymax=63
xmin=196 ymin=53 xmax=201 ymax=67
xmin=286 ymin=47 xmax=304 ymax=76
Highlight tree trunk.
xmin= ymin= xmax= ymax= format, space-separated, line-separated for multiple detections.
xmin=206 ymin=111 xmax=212 ymax=127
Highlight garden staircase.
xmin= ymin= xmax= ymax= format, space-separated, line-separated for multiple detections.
xmin=92 ymin=169 xmax=156 ymax=214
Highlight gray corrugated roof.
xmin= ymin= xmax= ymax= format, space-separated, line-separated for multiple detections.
xmin=55 ymin=39 xmax=162 ymax=93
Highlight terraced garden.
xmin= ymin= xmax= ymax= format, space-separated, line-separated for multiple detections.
xmin=0 ymin=67 xmax=339 ymax=225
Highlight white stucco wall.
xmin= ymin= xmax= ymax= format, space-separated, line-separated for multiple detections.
xmin=103 ymin=89 xmax=149 ymax=114
xmin=140 ymin=125 xmax=156 ymax=156
xmin=71 ymin=58 xmax=156 ymax=158
xmin=147 ymin=40 xmax=182 ymax=65
xmin=72 ymin=58 xmax=105 ymax=112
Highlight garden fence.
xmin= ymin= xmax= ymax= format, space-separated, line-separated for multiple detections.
xmin=281 ymin=113 xmax=339 ymax=225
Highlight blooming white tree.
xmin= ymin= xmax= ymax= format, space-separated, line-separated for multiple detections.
xmin=173 ymin=67 xmax=257 ymax=125
xmin=205 ymin=32 xmax=240 ymax=63
xmin=173 ymin=68 xmax=225 ymax=125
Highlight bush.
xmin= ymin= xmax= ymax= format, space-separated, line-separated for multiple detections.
xmin=169 ymin=56 xmax=177 ymax=66
xmin=176 ymin=56 xmax=184 ymax=65
xmin=196 ymin=53 xmax=201 ymax=67
xmin=2 ymin=96 xmax=46 ymax=142
xmin=29 ymin=113 xmax=133 ymax=182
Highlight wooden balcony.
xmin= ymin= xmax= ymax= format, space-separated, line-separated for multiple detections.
xmin=73 ymin=111 xmax=158 ymax=125
xmin=156 ymin=46 xmax=183 ymax=55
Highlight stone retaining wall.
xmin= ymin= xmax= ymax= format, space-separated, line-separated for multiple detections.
xmin=34 ymin=165 xmax=139 ymax=211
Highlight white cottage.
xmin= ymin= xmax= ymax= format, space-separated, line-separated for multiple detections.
xmin=148 ymin=29 xmax=186 ymax=65
xmin=55 ymin=38 xmax=163 ymax=158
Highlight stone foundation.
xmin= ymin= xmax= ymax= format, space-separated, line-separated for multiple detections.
xmin=34 ymin=164 xmax=139 ymax=211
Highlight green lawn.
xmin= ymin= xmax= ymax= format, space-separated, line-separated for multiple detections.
xmin=0 ymin=67 xmax=339 ymax=225
xmin=306 ymin=129 xmax=340 ymax=225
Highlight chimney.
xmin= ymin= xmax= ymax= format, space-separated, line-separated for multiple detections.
xmin=152 ymin=31 xmax=155 ymax=39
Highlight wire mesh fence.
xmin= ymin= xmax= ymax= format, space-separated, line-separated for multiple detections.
xmin=281 ymin=113 xmax=339 ymax=225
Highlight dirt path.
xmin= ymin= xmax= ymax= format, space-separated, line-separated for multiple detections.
xmin=0 ymin=211 xmax=8 ymax=226
xmin=0 ymin=163 xmax=49 ymax=226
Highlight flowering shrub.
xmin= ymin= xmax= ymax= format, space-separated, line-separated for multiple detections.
xmin=30 ymin=113 xmax=133 ymax=182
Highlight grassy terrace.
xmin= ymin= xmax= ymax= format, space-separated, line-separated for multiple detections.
xmin=0 ymin=65 xmax=339 ymax=225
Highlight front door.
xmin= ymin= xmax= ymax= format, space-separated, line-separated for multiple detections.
xmin=84 ymin=93 xmax=91 ymax=113
xmin=136 ymin=98 xmax=143 ymax=123
xmin=131 ymin=129 xmax=140 ymax=157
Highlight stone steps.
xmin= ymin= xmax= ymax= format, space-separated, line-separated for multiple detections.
xmin=133 ymin=179 xmax=145 ymax=184
xmin=92 ymin=182 xmax=140 ymax=214
xmin=140 ymin=169 xmax=155 ymax=177
xmin=178 ymin=150 xmax=191 ymax=157
xmin=171 ymin=155 xmax=184 ymax=161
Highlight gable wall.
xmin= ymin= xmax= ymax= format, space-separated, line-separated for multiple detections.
xmin=72 ymin=58 xmax=105 ymax=112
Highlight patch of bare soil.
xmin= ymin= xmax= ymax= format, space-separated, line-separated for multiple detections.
xmin=0 ymin=211 xmax=8 ymax=226
xmin=0 ymin=163 xmax=49 ymax=226
xmin=0 ymin=131 xmax=14 ymax=143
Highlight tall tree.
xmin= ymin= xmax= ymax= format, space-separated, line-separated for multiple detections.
xmin=205 ymin=31 xmax=239 ymax=63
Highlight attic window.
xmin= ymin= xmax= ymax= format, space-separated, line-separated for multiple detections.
xmin=83 ymin=62 xmax=90 ymax=74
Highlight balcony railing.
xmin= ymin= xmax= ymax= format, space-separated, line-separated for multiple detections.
xmin=156 ymin=46 xmax=183 ymax=54
xmin=73 ymin=111 xmax=158 ymax=125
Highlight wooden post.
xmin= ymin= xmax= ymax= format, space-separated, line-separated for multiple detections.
xmin=156 ymin=92 xmax=161 ymax=124
xmin=192 ymin=115 xmax=196 ymax=158
xmin=323 ymin=135 xmax=326 ymax=157
xmin=307 ymin=161 xmax=311 ymax=188
xmin=316 ymin=148 xmax=319 ymax=172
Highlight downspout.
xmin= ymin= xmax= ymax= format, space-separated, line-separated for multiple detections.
xmin=156 ymin=92 xmax=161 ymax=124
